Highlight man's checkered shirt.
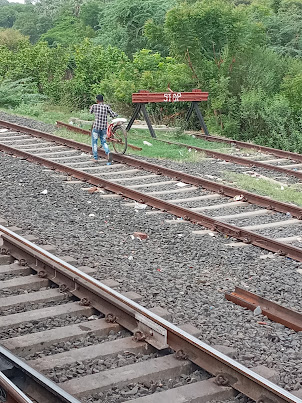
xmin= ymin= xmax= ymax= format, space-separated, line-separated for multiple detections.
xmin=90 ymin=103 xmax=118 ymax=130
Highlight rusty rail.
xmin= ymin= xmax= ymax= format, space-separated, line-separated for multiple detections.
xmin=0 ymin=225 xmax=300 ymax=403
xmin=1 ymin=120 xmax=301 ymax=220
xmin=56 ymin=121 xmax=302 ymax=180
xmin=1 ymin=141 xmax=302 ymax=262
xmin=56 ymin=122 xmax=302 ymax=179
xmin=55 ymin=120 xmax=142 ymax=151
xmin=226 ymin=287 xmax=302 ymax=332
xmin=57 ymin=120 xmax=302 ymax=165
xmin=158 ymin=139 xmax=302 ymax=181
xmin=190 ymin=133 xmax=302 ymax=163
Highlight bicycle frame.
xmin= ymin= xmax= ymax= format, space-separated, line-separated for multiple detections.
xmin=107 ymin=121 xmax=126 ymax=139
xmin=106 ymin=123 xmax=115 ymax=139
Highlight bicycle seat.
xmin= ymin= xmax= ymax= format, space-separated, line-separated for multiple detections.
xmin=112 ymin=118 xmax=127 ymax=124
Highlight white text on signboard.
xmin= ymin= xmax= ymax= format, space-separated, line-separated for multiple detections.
xmin=163 ymin=93 xmax=182 ymax=102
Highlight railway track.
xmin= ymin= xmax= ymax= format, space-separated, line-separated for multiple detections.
xmin=0 ymin=224 xmax=301 ymax=402
xmin=189 ymin=131 xmax=302 ymax=164
xmin=183 ymin=130 xmax=302 ymax=182
xmin=0 ymin=345 xmax=79 ymax=403
xmin=0 ymin=120 xmax=302 ymax=262
xmin=57 ymin=120 xmax=302 ymax=182
xmin=158 ymin=138 xmax=302 ymax=181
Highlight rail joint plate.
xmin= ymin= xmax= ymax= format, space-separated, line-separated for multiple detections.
xmin=135 ymin=313 xmax=169 ymax=350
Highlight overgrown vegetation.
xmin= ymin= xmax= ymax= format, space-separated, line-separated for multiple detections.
xmin=0 ymin=78 xmax=46 ymax=108
xmin=0 ymin=0 xmax=302 ymax=152
xmin=225 ymin=171 xmax=302 ymax=206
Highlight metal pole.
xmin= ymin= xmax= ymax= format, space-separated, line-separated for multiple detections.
xmin=126 ymin=104 xmax=141 ymax=132
xmin=193 ymin=101 xmax=210 ymax=135
xmin=185 ymin=102 xmax=194 ymax=123
xmin=141 ymin=104 xmax=157 ymax=138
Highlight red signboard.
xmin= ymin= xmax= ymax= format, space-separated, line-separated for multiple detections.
xmin=132 ymin=89 xmax=209 ymax=104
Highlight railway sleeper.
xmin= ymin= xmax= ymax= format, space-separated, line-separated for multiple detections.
xmin=60 ymin=354 xmax=193 ymax=398
xmin=1 ymin=319 xmax=121 ymax=357
xmin=30 ymin=336 xmax=153 ymax=373
xmin=0 ymin=287 xmax=67 ymax=314
xmin=0 ymin=301 xmax=94 ymax=333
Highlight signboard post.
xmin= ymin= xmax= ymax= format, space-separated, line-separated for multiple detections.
xmin=126 ymin=89 xmax=210 ymax=138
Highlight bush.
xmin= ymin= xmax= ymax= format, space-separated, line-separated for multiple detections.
xmin=281 ymin=64 xmax=302 ymax=112
xmin=13 ymin=102 xmax=45 ymax=117
xmin=0 ymin=78 xmax=46 ymax=108
xmin=238 ymin=89 xmax=302 ymax=152
xmin=0 ymin=28 xmax=29 ymax=49
xmin=92 ymin=49 xmax=195 ymax=121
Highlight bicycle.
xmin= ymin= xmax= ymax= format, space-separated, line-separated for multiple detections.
xmin=107 ymin=118 xmax=128 ymax=154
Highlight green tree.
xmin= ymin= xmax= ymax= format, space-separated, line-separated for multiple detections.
xmin=0 ymin=39 xmax=70 ymax=102
xmin=165 ymin=0 xmax=265 ymax=62
xmin=272 ymin=0 xmax=282 ymax=12
xmin=230 ymin=47 xmax=290 ymax=96
xmin=34 ymin=0 xmax=90 ymax=19
xmin=79 ymin=0 xmax=101 ymax=29
xmin=280 ymin=0 xmax=302 ymax=9
xmin=239 ymin=89 xmax=302 ymax=152
xmin=39 ymin=16 xmax=95 ymax=47
xmin=0 ymin=6 xmax=17 ymax=28
xmin=63 ymin=40 xmax=129 ymax=107
xmin=96 ymin=0 xmax=176 ymax=56
xmin=93 ymin=49 xmax=194 ymax=122
xmin=13 ymin=8 xmax=52 ymax=43
xmin=265 ymin=4 xmax=302 ymax=57
xmin=0 ymin=28 xmax=29 ymax=49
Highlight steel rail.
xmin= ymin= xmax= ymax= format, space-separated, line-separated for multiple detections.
xmin=158 ymin=139 xmax=302 ymax=180
xmin=56 ymin=120 xmax=302 ymax=164
xmin=0 ymin=225 xmax=301 ymax=403
xmin=0 ymin=371 xmax=31 ymax=403
xmin=0 ymin=119 xmax=302 ymax=220
xmin=55 ymin=120 xmax=142 ymax=151
xmin=226 ymin=287 xmax=302 ymax=332
xmin=191 ymin=133 xmax=302 ymax=163
xmin=1 ymin=141 xmax=302 ymax=261
xmin=0 ymin=347 xmax=80 ymax=403
xmin=56 ymin=120 xmax=94 ymax=135
xmin=56 ymin=121 xmax=302 ymax=181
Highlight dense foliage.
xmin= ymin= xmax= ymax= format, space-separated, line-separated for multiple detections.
xmin=0 ymin=0 xmax=302 ymax=151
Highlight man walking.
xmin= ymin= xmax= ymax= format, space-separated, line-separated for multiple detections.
xmin=90 ymin=94 xmax=118 ymax=164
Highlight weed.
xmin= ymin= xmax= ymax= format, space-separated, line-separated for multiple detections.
xmin=224 ymin=171 xmax=302 ymax=206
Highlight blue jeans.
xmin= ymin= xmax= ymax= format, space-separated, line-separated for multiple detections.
xmin=91 ymin=128 xmax=110 ymax=160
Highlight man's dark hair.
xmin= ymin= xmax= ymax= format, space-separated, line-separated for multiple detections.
xmin=96 ymin=94 xmax=104 ymax=102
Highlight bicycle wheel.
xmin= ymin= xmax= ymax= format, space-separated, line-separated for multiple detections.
xmin=112 ymin=125 xmax=128 ymax=154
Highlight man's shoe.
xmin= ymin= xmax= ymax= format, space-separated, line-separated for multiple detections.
xmin=107 ymin=152 xmax=113 ymax=164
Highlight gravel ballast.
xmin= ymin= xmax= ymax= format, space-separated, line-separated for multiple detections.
xmin=0 ymin=113 xmax=302 ymax=394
